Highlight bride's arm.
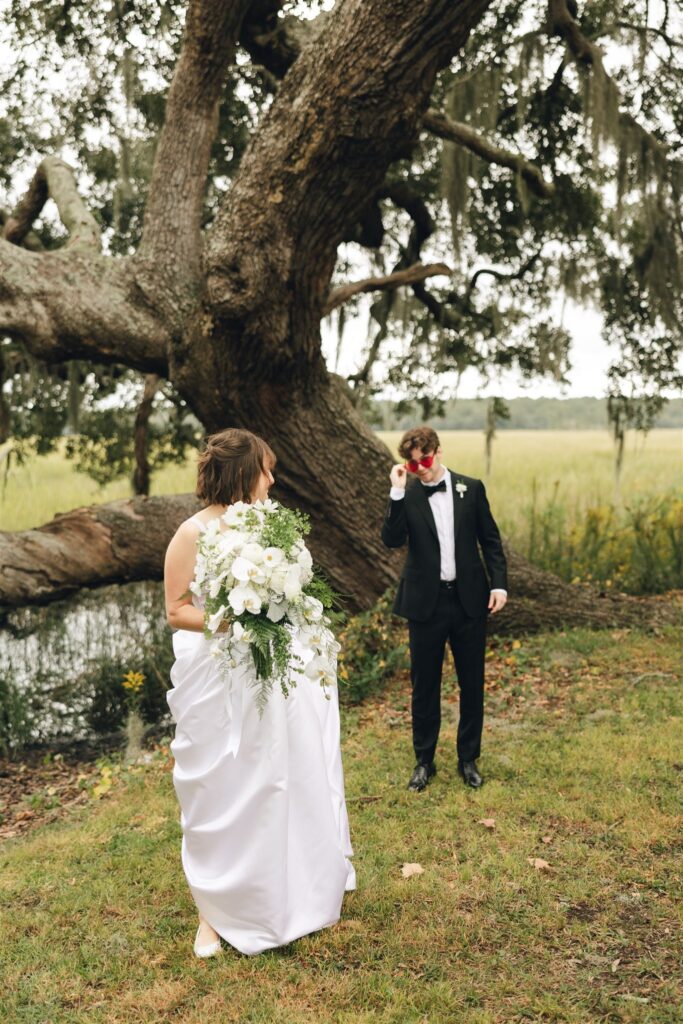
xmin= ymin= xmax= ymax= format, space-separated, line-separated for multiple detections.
xmin=164 ymin=522 xmax=205 ymax=633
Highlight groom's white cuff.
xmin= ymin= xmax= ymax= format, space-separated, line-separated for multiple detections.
xmin=490 ymin=589 xmax=507 ymax=596
xmin=389 ymin=487 xmax=406 ymax=501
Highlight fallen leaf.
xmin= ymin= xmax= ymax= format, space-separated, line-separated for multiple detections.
xmin=541 ymin=835 xmax=553 ymax=844
xmin=611 ymin=958 xmax=621 ymax=973
xmin=478 ymin=818 xmax=496 ymax=829
xmin=527 ymin=857 xmax=551 ymax=871
xmin=400 ymin=862 xmax=424 ymax=879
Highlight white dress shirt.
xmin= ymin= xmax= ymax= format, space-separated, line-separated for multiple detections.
xmin=389 ymin=468 xmax=507 ymax=596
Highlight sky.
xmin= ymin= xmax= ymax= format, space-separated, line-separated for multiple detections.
xmin=321 ymin=297 xmax=613 ymax=400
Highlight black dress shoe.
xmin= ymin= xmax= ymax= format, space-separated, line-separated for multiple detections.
xmin=407 ymin=762 xmax=436 ymax=792
xmin=458 ymin=760 xmax=483 ymax=788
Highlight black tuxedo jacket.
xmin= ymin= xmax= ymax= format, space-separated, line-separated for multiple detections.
xmin=381 ymin=471 xmax=507 ymax=622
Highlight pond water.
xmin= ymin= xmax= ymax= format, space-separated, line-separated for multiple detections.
xmin=0 ymin=582 xmax=174 ymax=747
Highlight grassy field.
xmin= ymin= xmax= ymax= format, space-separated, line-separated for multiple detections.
xmin=1 ymin=430 xmax=680 ymax=534
xmin=1 ymin=627 xmax=681 ymax=1023
xmin=381 ymin=429 xmax=683 ymax=540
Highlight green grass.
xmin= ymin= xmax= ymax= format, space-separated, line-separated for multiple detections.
xmin=2 ymin=430 xmax=680 ymax=533
xmin=1 ymin=627 xmax=681 ymax=1023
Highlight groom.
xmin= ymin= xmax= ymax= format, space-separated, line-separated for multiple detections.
xmin=381 ymin=426 xmax=507 ymax=791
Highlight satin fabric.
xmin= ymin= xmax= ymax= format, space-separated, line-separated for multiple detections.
xmin=167 ymin=627 xmax=356 ymax=956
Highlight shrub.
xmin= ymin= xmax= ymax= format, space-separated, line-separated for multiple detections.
xmin=337 ymin=592 xmax=409 ymax=704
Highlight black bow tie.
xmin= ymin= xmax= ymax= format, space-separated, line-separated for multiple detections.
xmin=424 ymin=480 xmax=447 ymax=497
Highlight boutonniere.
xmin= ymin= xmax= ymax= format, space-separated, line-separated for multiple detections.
xmin=455 ymin=481 xmax=468 ymax=500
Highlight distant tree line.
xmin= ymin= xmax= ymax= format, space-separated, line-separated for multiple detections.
xmin=370 ymin=396 xmax=683 ymax=431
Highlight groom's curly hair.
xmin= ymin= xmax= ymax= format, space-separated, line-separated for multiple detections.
xmin=196 ymin=428 xmax=276 ymax=506
xmin=398 ymin=426 xmax=440 ymax=460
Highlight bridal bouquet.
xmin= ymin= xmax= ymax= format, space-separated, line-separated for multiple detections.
xmin=190 ymin=499 xmax=341 ymax=712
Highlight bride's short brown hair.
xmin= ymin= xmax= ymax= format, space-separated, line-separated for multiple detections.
xmin=196 ymin=428 xmax=276 ymax=506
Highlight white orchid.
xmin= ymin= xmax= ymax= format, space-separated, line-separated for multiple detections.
xmin=206 ymin=605 xmax=227 ymax=633
xmin=303 ymin=595 xmax=324 ymax=622
xmin=228 ymin=585 xmax=262 ymax=615
xmin=304 ymin=655 xmax=335 ymax=687
xmin=263 ymin=546 xmax=285 ymax=569
xmin=231 ymin=555 xmax=266 ymax=585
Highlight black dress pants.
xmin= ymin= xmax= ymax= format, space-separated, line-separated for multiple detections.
xmin=408 ymin=586 xmax=487 ymax=766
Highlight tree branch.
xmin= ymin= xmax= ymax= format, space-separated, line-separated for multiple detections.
xmin=547 ymin=1 xmax=671 ymax=170
xmin=547 ymin=0 xmax=604 ymax=66
xmin=411 ymin=281 xmax=464 ymax=331
xmin=422 ymin=109 xmax=555 ymax=199
xmin=239 ymin=0 xmax=301 ymax=79
xmin=0 ymin=241 xmax=170 ymax=373
xmin=0 ymin=494 xmax=200 ymax=610
xmin=3 ymin=156 xmax=101 ymax=251
xmin=3 ymin=493 xmax=679 ymax=639
xmin=324 ymin=262 xmax=451 ymax=316
xmin=138 ymin=0 xmax=252 ymax=287
xmin=465 ymin=249 xmax=544 ymax=302
xmin=0 ymin=209 xmax=45 ymax=252
xmin=599 ymin=20 xmax=683 ymax=53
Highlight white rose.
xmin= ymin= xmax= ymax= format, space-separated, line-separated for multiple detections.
xmin=270 ymin=567 xmax=288 ymax=595
xmin=241 ymin=542 xmax=265 ymax=563
xmin=218 ymin=530 xmax=244 ymax=554
xmin=284 ymin=565 xmax=303 ymax=601
xmin=297 ymin=547 xmax=313 ymax=571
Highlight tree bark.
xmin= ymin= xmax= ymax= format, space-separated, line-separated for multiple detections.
xmin=132 ymin=374 xmax=161 ymax=496
xmin=0 ymin=494 xmax=201 ymax=610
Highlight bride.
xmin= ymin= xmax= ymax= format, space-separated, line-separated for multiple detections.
xmin=164 ymin=428 xmax=355 ymax=957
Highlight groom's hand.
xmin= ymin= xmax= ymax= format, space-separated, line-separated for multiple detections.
xmin=488 ymin=591 xmax=507 ymax=614
xmin=390 ymin=464 xmax=407 ymax=489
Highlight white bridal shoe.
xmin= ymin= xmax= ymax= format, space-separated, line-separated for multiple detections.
xmin=194 ymin=923 xmax=222 ymax=959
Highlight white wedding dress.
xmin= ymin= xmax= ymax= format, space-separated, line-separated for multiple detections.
xmin=167 ymin=585 xmax=355 ymax=956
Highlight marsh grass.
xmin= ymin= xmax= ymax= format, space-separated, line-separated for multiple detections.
xmin=1 ymin=627 xmax=681 ymax=1023
xmin=3 ymin=430 xmax=680 ymax=534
